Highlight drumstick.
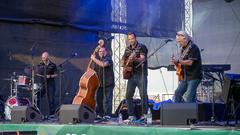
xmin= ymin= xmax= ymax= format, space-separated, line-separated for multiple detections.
xmin=35 ymin=74 xmax=44 ymax=78
xmin=35 ymin=73 xmax=57 ymax=78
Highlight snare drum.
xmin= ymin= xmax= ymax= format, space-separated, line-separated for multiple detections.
xmin=4 ymin=96 xmax=30 ymax=120
xmin=17 ymin=76 xmax=30 ymax=86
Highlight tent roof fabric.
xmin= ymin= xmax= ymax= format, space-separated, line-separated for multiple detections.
xmin=0 ymin=0 xmax=184 ymax=38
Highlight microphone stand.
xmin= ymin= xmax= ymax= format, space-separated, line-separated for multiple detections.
xmin=30 ymin=45 xmax=36 ymax=107
xmin=57 ymin=54 xmax=77 ymax=106
xmin=136 ymin=39 xmax=172 ymax=69
xmin=135 ymin=39 xmax=171 ymax=118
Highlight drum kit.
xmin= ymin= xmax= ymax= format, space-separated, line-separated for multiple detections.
xmin=3 ymin=66 xmax=42 ymax=120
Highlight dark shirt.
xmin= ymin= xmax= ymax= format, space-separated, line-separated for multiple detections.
xmin=181 ymin=43 xmax=202 ymax=81
xmin=38 ymin=61 xmax=57 ymax=83
xmin=122 ymin=42 xmax=148 ymax=76
xmin=94 ymin=54 xmax=115 ymax=87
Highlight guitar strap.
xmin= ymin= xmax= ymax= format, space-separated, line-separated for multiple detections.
xmin=180 ymin=42 xmax=192 ymax=60
xmin=180 ymin=41 xmax=192 ymax=80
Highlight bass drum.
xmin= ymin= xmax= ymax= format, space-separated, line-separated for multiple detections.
xmin=4 ymin=96 xmax=30 ymax=120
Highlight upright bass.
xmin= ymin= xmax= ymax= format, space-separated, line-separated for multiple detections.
xmin=72 ymin=46 xmax=100 ymax=111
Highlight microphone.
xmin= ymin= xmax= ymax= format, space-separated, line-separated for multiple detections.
xmin=30 ymin=43 xmax=38 ymax=59
xmin=30 ymin=43 xmax=38 ymax=51
xmin=165 ymin=39 xmax=173 ymax=42
xmin=106 ymin=36 xmax=115 ymax=41
xmin=8 ymin=51 xmax=13 ymax=61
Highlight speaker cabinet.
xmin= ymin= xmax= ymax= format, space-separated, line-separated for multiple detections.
xmin=160 ymin=103 xmax=197 ymax=125
xmin=11 ymin=106 xmax=42 ymax=123
xmin=59 ymin=104 xmax=96 ymax=124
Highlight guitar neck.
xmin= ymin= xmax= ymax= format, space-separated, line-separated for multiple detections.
xmin=87 ymin=59 xmax=93 ymax=70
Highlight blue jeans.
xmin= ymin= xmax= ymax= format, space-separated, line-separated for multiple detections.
xmin=174 ymin=79 xmax=200 ymax=103
xmin=126 ymin=73 xmax=148 ymax=116
xmin=96 ymin=85 xmax=114 ymax=116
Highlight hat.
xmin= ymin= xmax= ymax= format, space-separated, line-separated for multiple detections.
xmin=177 ymin=31 xmax=192 ymax=41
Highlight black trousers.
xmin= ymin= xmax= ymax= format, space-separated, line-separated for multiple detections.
xmin=37 ymin=80 xmax=56 ymax=115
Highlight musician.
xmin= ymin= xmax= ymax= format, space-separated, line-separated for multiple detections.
xmin=171 ymin=31 xmax=202 ymax=102
xmin=37 ymin=51 xmax=58 ymax=117
xmin=121 ymin=32 xmax=148 ymax=121
xmin=91 ymin=46 xmax=115 ymax=120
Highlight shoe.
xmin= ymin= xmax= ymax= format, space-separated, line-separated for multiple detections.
xmin=123 ymin=116 xmax=136 ymax=124
xmin=48 ymin=115 xmax=55 ymax=119
xmin=103 ymin=115 xmax=111 ymax=121
xmin=135 ymin=117 xmax=145 ymax=124
xmin=43 ymin=115 xmax=50 ymax=120
xmin=95 ymin=115 xmax=103 ymax=120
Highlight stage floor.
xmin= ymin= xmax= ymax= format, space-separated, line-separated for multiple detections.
xmin=0 ymin=119 xmax=240 ymax=135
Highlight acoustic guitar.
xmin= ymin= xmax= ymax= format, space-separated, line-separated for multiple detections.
xmin=123 ymin=52 xmax=135 ymax=79
xmin=174 ymin=44 xmax=191 ymax=81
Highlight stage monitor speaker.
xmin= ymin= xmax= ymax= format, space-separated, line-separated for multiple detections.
xmin=59 ymin=104 xmax=96 ymax=124
xmin=160 ymin=103 xmax=197 ymax=125
xmin=11 ymin=106 xmax=42 ymax=123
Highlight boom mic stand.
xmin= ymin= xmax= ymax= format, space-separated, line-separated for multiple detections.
xmin=57 ymin=53 xmax=78 ymax=105
xmin=135 ymin=39 xmax=172 ymax=118
xmin=136 ymin=39 xmax=172 ymax=69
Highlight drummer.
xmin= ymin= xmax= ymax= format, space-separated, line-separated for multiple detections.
xmin=37 ymin=51 xmax=57 ymax=118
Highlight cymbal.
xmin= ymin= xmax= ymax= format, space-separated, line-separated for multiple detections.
xmin=2 ymin=78 xmax=17 ymax=81
xmin=2 ymin=78 xmax=12 ymax=81
xmin=24 ymin=66 xmax=40 ymax=75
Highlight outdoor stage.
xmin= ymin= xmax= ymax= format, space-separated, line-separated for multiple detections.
xmin=0 ymin=120 xmax=240 ymax=135
xmin=1 ymin=102 xmax=240 ymax=135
